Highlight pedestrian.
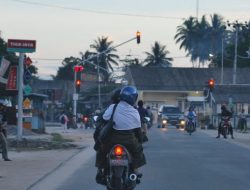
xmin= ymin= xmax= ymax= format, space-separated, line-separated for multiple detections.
xmin=60 ymin=111 xmax=68 ymax=133
xmin=238 ymin=109 xmax=247 ymax=133
xmin=0 ymin=102 xmax=11 ymax=161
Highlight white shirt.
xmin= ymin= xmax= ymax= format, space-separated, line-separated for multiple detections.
xmin=103 ymin=101 xmax=141 ymax=130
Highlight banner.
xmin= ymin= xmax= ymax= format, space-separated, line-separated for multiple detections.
xmin=0 ymin=57 xmax=10 ymax=77
xmin=6 ymin=66 xmax=17 ymax=90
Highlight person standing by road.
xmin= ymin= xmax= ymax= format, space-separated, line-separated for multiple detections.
xmin=238 ymin=109 xmax=247 ymax=133
xmin=0 ymin=102 xmax=11 ymax=161
xmin=60 ymin=111 xmax=68 ymax=133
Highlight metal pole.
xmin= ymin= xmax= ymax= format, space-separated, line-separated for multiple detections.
xmin=17 ymin=53 xmax=24 ymax=140
xmin=221 ymin=37 xmax=224 ymax=84
xmin=97 ymin=55 xmax=101 ymax=108
xmin=233 ymin=27 xmax=238 ymax=84
xmin=73 ymin=71 xmax=77 ymax=121
xmin=196 ymin=0 xmax=199 ymax=20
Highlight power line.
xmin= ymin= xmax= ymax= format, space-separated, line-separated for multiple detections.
xmin=11 ymin=0 xmax=185 ymax=20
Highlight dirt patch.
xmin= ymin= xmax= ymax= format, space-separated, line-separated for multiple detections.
xmin=7 ymin=133 xmax=80 ymax=151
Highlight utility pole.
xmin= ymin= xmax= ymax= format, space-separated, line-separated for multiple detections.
xmin=97 ymin=55 xmax=101 ymax=108
xmin=196 ymin=0 xmax=199 ymax=20
xmin=233 ymin=26 xmax=238 ymax=84
xmin=221 ymin=35 xmax=224 ymax=85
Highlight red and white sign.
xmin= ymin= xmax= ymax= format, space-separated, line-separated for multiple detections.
xmin=7 ymin=39 xmax=36 ymax=53
xmin=8 ymin=39 xmax=36 ymax=49
xmin=6 ymin=66 xmax=17 ymax=90
xmin=25 ymin=56 xmax=33 ymax=66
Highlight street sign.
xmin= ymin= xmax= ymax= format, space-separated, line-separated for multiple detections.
xmin=7 ymin=39 xmax=36 ymax=53
xmin=24 ymin=69 xmax=32 ymax=83
xmin=23 ymin=84 xmax=32 ymax=95
xmin=25 ymin=56 xmax=33 ymax=66
xmin=23 ymin=98 xmax=32 ymax=109
xmin=6 ymin=66 xmax=17 ymax=90
xmin=73 ymin=93 xmax=79 ymax=100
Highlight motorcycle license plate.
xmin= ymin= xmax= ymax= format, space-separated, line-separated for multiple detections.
xmin=110 ymin=159 xmax=128 ymax=166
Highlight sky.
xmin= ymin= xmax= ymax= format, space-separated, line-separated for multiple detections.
xmin=0 ymin=0 xmax=250 ymax=79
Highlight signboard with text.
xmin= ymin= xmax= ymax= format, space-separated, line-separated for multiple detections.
xmin=7 ymin=39 xmax=36 ymax=53
xmin=6 ymin=66 xmax=17 ymax=90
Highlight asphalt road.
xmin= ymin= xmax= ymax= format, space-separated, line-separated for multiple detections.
xmin=57 ymin=126 xmax=250 ymax=190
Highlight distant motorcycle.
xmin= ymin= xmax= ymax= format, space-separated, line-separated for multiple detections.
xmin=221 ymin=116 xmax=230 ymax=138
xmin=102 ymin=144 xmax=141 ymax=190
xmin=185 ymin=115 xmax=195 ymax=135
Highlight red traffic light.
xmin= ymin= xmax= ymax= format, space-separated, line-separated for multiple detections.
xmin=74 ymin=65 xmax=84 ymax=72
xmin=208 ymin=78 xmax=215 ymax=90
xmin=76 ymin=79 xmax=81 ymax=93
xmin=136 ymin=31 xmax=141 ymax=44
xmin=76 ymin=79 xmax=81 ymax=86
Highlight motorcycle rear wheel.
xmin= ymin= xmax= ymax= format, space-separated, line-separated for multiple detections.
xmin=113 ymin=177 xmax=123 ymax=190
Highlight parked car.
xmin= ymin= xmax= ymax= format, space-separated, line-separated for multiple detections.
xmin=158 ymin=105 xmax=184 ymax=128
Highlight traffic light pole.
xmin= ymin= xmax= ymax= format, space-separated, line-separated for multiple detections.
xmin=79 ymin=34 xmax=139 ymax=108
xmin=73 ymin=71 xmax=77 ymax=122
xmin=17 ymin=53 xmax=24 ymax=140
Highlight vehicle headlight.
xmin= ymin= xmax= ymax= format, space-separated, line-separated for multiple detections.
xmin=180 ymin=120 xmax=185 ymax=125
xmin=162 ymin=120 xmax=167 ymax=124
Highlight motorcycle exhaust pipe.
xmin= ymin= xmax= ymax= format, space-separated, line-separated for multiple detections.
xmin=129 ymin=173 xmax=137 ymax=181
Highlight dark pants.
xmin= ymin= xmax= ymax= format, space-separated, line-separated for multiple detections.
xmin=0 ymin=132 xmax=8 ymax=160
xmin=95 ymin=130 xmax=146 ymax=169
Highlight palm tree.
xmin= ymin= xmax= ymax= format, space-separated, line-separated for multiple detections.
xmin=175 ymin=16 xmax=198 ymax=54
xmin=89 ymin=36 xmax=119 ymax=82
xmin=209 ymin=14 xmax=226 ymax=56
xmin=144 ymin=41 xmax=173 ymax=67
xmin=175 ymin=14 xmax=226 ymax=67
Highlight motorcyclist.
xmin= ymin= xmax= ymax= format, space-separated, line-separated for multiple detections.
xmin=137 ymin=100 xmax=149 ymax=140
xmin=216 ymin=104 xmax=234 ymax=139
xmin=146 ymin=106 xmax=154 ymax=128
xmin=94 ymin=86 xmax=146 ymax=184
xmin=185 ymin=105 xmax=197 ymax=130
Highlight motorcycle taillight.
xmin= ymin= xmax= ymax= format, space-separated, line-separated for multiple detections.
xmin=83 ymin=117 xmax=88 ymax=122
xmin=114 ymin=145 xmax=123 ymax=156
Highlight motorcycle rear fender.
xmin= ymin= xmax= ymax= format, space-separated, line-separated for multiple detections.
xmin=112 ymin=166 xmax=125 ymax=178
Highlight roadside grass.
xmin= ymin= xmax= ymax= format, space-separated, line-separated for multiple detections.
xmin=51 ymin=133 xmax=73 ymax=143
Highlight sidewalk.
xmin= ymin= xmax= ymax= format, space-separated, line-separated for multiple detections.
xmin=0 ymin=125 xmax=95 ymax=190
xmin=199 ymin=128 xmax=250 ymax=149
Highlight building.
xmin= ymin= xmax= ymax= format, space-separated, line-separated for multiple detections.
xmin=125 ymin=66 xmax=250 ymax=115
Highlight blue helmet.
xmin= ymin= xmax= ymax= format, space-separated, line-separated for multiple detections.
xmin=120 ymin=86 xmax=138 ymax=106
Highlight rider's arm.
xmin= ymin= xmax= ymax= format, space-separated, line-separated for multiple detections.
xmin=103 ymin=104 xmax=115 ymax=121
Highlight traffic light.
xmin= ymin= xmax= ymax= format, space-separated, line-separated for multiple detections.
xmin=76 ymin=79 xmax=81 ymax=93
xmin=136 ymin=31 xmax=141 ymax=44
xmin=74 ymin=65 xmax=84 ymax=72
xmin=208 ymin=78 xmax=215 ymax=91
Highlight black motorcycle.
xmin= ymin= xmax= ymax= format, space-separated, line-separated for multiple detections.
xmin=103 ymin=144 xmax=141 ymax=190
xmin=185 ymin=116 xmax=195 ymax=135
xmin=221 ymin=116 xmax=230 ymax=138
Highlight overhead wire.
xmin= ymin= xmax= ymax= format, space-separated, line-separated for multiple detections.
xmin=11 ymin=0 xmax=185 ymax=20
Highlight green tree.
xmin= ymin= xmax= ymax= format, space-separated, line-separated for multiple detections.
xmin=218 ymin=21 xmax=250 ymax=68
xmin=175 ymin=14 xmax=226 ymax=67
xmin=55 ymin=56 xmax=81 ymax=80
xmin=89 ymin=36 xmax=119 ymax=82
xmin=0 ymin=38 xmax=18 ymax=65
xmin=144 ymin=41 xmax=173 ymax=67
